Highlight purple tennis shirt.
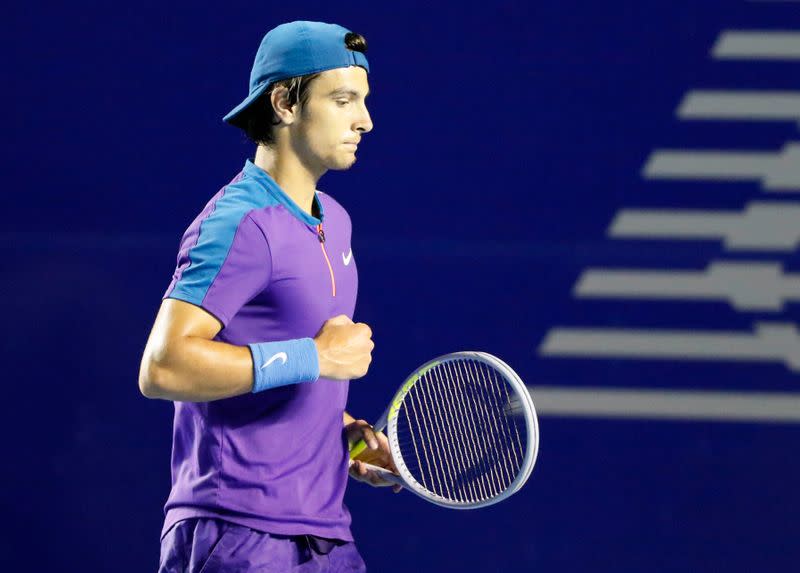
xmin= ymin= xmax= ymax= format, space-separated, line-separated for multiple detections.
xmin=159 ymin=159 xmax=358 ymax=541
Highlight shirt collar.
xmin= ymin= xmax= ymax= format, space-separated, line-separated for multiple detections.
xmin=243 ymin=159 xmax=324 ymax=225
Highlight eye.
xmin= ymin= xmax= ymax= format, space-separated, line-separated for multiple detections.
xmin=336 ymin=100 xmax=350 ymax=107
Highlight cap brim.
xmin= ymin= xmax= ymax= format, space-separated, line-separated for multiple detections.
xmin=223 ymin=82 xmax=270 ymax=125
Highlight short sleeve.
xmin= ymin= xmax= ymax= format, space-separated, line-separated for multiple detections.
xmin=164 ymin=210 xmax=272 ymax=327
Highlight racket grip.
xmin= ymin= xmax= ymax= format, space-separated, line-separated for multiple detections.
xmin=349 ymin=439 xmax=368 ymax=460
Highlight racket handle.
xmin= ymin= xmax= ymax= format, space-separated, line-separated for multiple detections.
xmin=348 ymin=409 xmax=389 ymax=460
xmin=349 ymin=460 xmax=404 ymax=486
xmin=349 ymin=439 xmax=368 ymax=460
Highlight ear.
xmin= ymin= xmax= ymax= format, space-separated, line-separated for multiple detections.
xmin=270 ymin=86 xmax=298 ymax=126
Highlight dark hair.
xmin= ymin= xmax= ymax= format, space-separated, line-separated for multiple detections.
xmin=233 ymin=32 xmax=368 ymax=146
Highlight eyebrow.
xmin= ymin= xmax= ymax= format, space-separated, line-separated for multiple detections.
xmin=327 ymin=88 xmax=370 ymax=98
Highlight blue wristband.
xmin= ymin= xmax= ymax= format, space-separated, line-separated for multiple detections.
xmin=248 ymin=338 xmax=320 ymax=393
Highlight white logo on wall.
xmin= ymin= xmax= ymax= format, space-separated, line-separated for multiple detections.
xmin=535 ymin=23 xmax=800 ymax=423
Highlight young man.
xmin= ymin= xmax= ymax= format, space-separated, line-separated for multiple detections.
xmin=139 ymin=21 xmax=396 ymax=572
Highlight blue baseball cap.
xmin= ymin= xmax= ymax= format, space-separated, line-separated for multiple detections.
xmin=223 ymin=21 xmax=370 ymax=125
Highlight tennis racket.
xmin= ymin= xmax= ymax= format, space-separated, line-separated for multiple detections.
xmin=349 ymin=351 xmax=539 ymax=509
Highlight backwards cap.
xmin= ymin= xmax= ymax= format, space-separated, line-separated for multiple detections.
xmin=223 ymin=21 xmax=370 ymax=125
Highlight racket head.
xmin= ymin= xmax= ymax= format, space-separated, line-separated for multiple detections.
xmin=384 ymin=351 xmax=539 ymax=509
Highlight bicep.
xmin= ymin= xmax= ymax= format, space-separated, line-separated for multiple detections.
xmin=146 ymin=299 xmax=223 ymax=364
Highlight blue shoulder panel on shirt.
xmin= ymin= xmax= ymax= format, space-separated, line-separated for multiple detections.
xmin=169 ymin=177 xmax=279 ymax=306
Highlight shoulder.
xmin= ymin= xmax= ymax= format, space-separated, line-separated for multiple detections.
xmin=196 ymin=176 xmax=282 ymax=242
xmin=214 ymin=176 xmax=280 ymax=223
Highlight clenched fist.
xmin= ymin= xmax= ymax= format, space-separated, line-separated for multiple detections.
xmin=313 ymin=315 xmax=374 ymax=380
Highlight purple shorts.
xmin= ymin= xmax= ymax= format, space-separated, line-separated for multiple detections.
xmin=158 ymin=518 xmax=367 ymax=573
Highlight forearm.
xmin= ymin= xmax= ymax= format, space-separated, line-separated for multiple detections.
xmin=139 ymin=300 xmax=369 ymax=402
xmin=140 ymin=336 xmax=254 ymax=402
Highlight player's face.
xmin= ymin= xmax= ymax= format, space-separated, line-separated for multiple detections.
xmin=293 ymin=66 xmax=373 ymax=171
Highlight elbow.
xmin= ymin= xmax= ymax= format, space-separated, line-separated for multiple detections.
xmin=139 ymin=315 xmax=192 ymax=399
xmin=139 ymin=376 xmax=159 ymax=400
xmin=139 ymin=355 xmax=172 ymax=399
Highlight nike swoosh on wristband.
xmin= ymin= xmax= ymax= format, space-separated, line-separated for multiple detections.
xmin=342 ymin=248 xmax=353 ymax=266
xmin=260 ymin=352 xmax=288 ymax=369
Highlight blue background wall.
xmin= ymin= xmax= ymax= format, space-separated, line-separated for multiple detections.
xmin=4 ymin=1 xmax=799 ymax=570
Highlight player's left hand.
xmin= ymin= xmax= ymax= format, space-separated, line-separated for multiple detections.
xmin=345 ymin=419 xmax=403 ymax=493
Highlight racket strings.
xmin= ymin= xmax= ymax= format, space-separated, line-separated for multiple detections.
xmin=397 ymin=361 xmax=516 ymax=501
xmin=418 ymin=370 xmax=457 ymax=499
xmin=467 ymin=360 xmax=515 ymax=494
xmin=405 ymin=378 xmax=440 ymax=493
xmin=437 ymin=362 xmax=485 ymax=502
xmin=428 ymin=365 xmax=475 ymax=501
xmin=490 ymin=363 xmax=526 ymax=469
xmin=451 ymin=360 xmax=502 ymax=500
xmin=401 ymin=396 xmax=427 ymax=491
xmin=457 ymin=359 xmax=522 ymax=499
xmin=477 ymin=360 xmax=525 ymax=484
xmin=395 ymin=358 xmax=528 ymax=503
xmin=438 ymin=363 xmax=486 ymax=502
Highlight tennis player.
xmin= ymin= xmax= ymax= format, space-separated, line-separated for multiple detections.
xmin=138 ymin=21 xmax=396 ymax=572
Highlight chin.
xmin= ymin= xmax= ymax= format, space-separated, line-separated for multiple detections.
xmin=326 ymin=155 xmax=357 ymax=171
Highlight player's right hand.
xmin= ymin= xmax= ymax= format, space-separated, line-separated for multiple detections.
xmin=313 ymin=315 xmax=374 ymax=380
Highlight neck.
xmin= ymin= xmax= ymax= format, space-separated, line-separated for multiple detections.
xmin=254 ymin=143 xmax=326 ymax=216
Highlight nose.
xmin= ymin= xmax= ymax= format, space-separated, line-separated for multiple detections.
xmin=354 ymin=102 xmax=373 ymax=134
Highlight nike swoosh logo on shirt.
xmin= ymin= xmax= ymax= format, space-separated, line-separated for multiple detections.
xmin=260 ymin=352 xmax=288 ymax=369
xmin=342 ymin=248 xmax=353 ymax=266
